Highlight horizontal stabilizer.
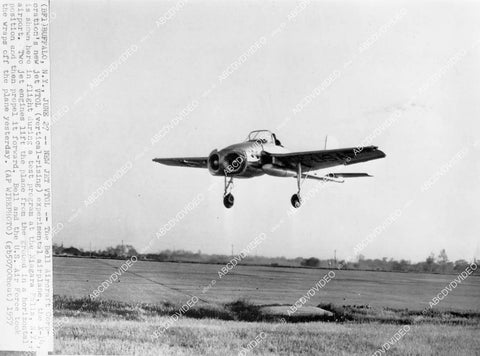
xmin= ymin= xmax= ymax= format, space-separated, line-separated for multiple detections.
xmin=297 ymin=172 xmax=372 ymax=183
xmin=300 ymin=174 xmax=344 ymax=183
xmin=327 ymin=173 xmax=372 ymax=178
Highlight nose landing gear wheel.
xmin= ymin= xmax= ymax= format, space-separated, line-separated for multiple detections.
xmin=291 ymin=194 xmax=301 ymax=208
xmin=223 ymin=193 xmax=234 ymax=208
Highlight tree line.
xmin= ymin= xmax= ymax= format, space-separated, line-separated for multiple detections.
xmin=52 ymin=244 xmax=477 ymax=275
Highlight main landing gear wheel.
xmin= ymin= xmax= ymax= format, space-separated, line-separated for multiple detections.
xmin=291 ymin=163 xmax=303 ymax=208
xmin=291 ymin=194 xmax=301 ymax=208
xmin=223 ymin=193 xmax=234 ymax=208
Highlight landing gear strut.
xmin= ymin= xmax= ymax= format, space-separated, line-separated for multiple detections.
xmin=223 ymin=175 xmax=234 ymax=208
xmin=291 ymin=164 xmax=303 ymax=208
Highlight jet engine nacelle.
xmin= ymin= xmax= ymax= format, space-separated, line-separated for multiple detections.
xmin=208 ymin=149 xmax=247 ymax=176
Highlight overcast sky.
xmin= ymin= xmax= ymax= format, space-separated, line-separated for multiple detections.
xmin=51 ymin=0 xmax=480 ymax=263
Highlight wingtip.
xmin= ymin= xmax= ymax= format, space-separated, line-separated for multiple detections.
xmin=375 ymin=148 xmax=386 ymax=158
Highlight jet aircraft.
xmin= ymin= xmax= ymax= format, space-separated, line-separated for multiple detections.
xmin=153 ymin=130 xmax=386 ymax=208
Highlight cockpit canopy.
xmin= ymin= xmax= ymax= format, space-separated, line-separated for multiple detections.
xmin=246 ymin=130 xmax=282 ymax=146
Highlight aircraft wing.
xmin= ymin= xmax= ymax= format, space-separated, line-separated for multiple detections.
xmin=266 ymin=146 xmax=386 ymax=171
xmin=152 ymin=157 xmax=208 ymax=168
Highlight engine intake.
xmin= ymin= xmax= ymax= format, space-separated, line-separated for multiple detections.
xmin=208 ymin=150 xmax=221 ymax=174
xmin=208 ymin=150 xmax=248 ymax=176
xmin=223 ymin=151 xmax=247 ymax=175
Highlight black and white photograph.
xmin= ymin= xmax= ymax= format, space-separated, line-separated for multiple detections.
xmin=1 ymin=0 xmax=480 ymax=354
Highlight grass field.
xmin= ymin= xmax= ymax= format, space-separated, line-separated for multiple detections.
xmin=54 ymin=314 xmax=480 ymax=355
xmin=53 ymin=257 xmax=480 ymax=355
xmin=54 ymin=257 xmax=480 ymax=311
